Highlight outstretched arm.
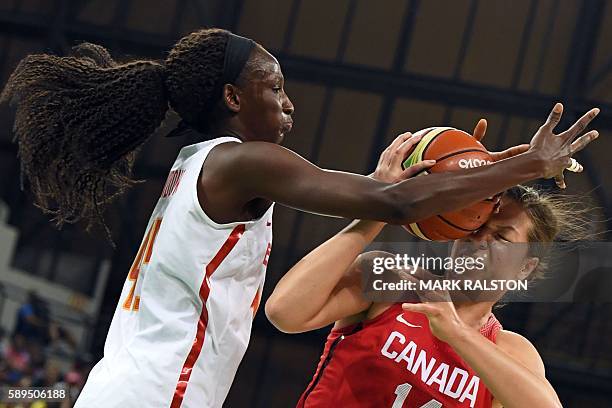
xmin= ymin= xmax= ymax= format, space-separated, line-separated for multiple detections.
xmin=214 ymin=104 xmax=598 ymax=224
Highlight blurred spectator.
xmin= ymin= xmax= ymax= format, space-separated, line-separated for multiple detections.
xmin=14 ymin=291 xmax=77 ymax=353
xmin=0 ymin=292 xmax=89 ymax=407
xmin=14 ymin=292 xmax=51 ymax=346
xmin=2 ymin=334 xmax=31 ymax=385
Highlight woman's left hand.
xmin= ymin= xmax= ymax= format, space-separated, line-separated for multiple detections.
xmin=371 ymin=132 xmax=436 ymax=183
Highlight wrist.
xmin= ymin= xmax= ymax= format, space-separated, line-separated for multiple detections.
xmin=345 ymin=219 xmax=386 ymax=242
xmin=516 ymin=149 xmax=546 ymax=179
xmin=446 ymin=322 xmax=479 ymax=348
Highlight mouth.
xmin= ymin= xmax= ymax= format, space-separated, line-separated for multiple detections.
xmin=281 ymin=120 xmax=293 ymax=134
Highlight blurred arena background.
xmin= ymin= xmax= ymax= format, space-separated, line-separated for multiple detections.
xmin=0 ymin=0 xmax=611 ymax=406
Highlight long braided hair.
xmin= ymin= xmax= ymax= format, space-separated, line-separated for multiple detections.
xmin=1 ymin=28 xmax=256 ymax=233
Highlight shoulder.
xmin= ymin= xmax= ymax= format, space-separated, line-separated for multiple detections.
xmin=210 ymin=140 xmax=305 ymax=164
xmin=205 ymin=141 xmax=313 ymax=182
xmin=495 ymin=329 xmax=545 ymax=376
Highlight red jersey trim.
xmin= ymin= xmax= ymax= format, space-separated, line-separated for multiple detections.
xmin=170 ymin=224 xmax=245 ymax=408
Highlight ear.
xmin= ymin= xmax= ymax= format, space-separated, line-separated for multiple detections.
xmin=222 ymin=84 xmax=241 ymax=113
xmin=518 ymin=257 xmax=539 ymax=280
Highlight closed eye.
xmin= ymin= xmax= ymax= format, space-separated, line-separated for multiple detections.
xmin=496 ymin=233 xmax=511 ymax=242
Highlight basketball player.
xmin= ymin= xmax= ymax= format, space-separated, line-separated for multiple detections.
xmin=266 ymin=133 xmax=579 ymax=407
xmin=1 ymin=27 xmax=597 ymax=407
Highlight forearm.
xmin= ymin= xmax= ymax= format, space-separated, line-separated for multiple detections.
xmin=388 ymin=151 xmax=543 ymax=224
xmin=275 ymin=151 xmax=543 ymax=225
xmin=265 ymin=220 xmax=383 ymax=331
xmin=232 ymin=141 xmax=544 ymax=225
xmin=450 ymin=330 xmax=560 ymax=408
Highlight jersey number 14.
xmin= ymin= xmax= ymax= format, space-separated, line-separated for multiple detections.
xmin=122 ymin=218 xmax=162 ymax=311
xmin=393 ymin=382 xmax=442 ymax=408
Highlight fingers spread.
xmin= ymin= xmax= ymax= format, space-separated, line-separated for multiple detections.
xmin=542 ymin=102 xmax=563 ymax=130
xmin=570 ymin=130 xmax=599 ymax=154
xmin=562 ymin=108 xmax=600 ymax=141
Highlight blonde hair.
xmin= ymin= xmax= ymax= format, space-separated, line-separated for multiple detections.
xmin=504 ymin=185 xmax=594 ymax=280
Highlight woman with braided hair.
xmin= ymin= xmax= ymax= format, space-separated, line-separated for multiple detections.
xmin=0 ymin=27 xmax=599 ymax=407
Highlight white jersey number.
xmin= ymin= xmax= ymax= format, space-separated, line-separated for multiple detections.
xmin=392 ymin=382 xmax=442 ymax=408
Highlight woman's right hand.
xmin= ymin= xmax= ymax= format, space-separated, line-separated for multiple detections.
xmin=371 ymin=132 xmax=436 ymax=183
xmin=528 ymin=103 xmax=599 ymax=188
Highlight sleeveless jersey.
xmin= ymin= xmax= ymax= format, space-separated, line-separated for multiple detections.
xmin=75 ymin=136 xmax=274 ymax=408
xmin=297 ymin=303 xmax=502 ymax=408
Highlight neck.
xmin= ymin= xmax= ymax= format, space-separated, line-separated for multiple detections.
xmin=209 ymin=116 xmax=248 ymax=142
xmin=453 ymin=301 xmax=495 ymax=330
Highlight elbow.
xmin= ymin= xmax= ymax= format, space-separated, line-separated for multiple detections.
xmin=264 ymin=297 xmax=285 ymax=330
xmin=264 ymin=298 xmax=302 ymax=334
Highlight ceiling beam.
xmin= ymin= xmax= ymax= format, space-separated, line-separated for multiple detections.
xmin=0 ymin=10 xmax=610 ymax=129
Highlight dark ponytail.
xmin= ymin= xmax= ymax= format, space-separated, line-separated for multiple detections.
xmin=1 ymin=28 xmax=255 ymax=235
xmin=1 ymin=42 xmax=168 ymax=233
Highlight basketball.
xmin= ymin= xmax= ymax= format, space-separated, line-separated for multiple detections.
xmin=402 ymin=127 xmax=496 ymax=241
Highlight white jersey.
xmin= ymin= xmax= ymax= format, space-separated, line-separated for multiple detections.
xmin=75 ymin=136 xmax=273 ymax=408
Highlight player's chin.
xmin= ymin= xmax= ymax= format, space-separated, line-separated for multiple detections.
xmin=277 ymin=129 xmax=290 ymax=144
xmin=278 ymin=122 xmax=293 ymax=143
xmin=273 ymin=132 xmax=285 ymax=144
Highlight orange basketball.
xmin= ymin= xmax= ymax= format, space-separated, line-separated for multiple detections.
xmin=401 ymin=127 xmax=496 ymax=241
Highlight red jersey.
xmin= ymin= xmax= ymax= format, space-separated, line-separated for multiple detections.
xmin=297 ymin=303 xmax=502 ymax=408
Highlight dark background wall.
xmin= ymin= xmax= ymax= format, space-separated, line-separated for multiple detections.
xmin=0 ymin=0 xmax=611 ymax=406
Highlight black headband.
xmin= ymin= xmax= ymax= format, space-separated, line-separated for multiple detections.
xmin=221 ymin=32 xmax=256 ymax=85
xmin=165 ymin=32 xmax=255 ymax=138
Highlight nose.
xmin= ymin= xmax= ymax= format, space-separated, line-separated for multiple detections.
xmin=282 ymin=93 xmax=294 ymax=116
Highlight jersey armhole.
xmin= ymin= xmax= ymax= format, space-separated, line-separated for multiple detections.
xmin=331 ymin=303 xmax=402 ymax=335
xmin=190 ymin=138 xmax=274 ymax=230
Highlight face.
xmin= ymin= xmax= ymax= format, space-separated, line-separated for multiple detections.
xmin=448 ymin=197 xmax=539 ymax=299
xmin=228 ymin=47 xmax=294 ymax=144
